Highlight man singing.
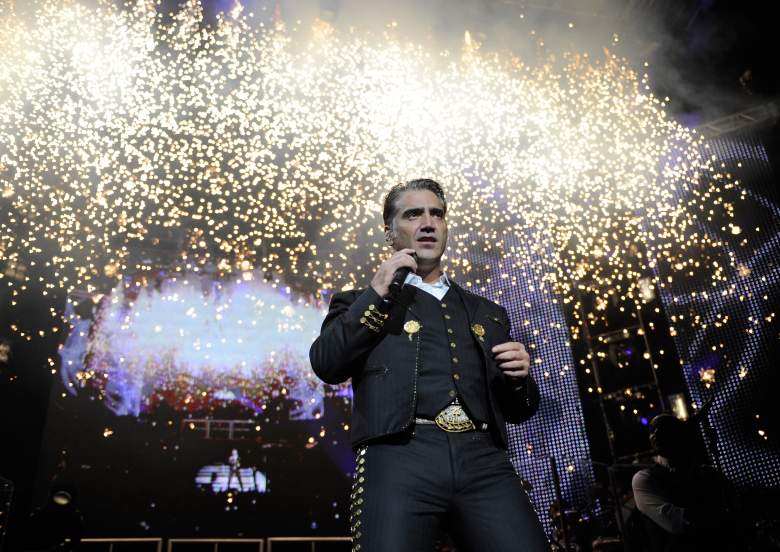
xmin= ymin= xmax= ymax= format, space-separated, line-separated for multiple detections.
xmin=309 ymin=179 xmax=548 ymax=551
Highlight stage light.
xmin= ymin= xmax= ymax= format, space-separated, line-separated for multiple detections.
xmin=668 ymin=393 xmax=689 ymax=420
xmin=51 ymin=491 xmax=71 ymax=506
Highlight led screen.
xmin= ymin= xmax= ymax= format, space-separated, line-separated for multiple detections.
xmin=653 ymin=131 xmax=780 ymax=490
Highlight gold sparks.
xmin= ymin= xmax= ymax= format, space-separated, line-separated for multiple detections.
xmin=0 ymin=1 xmax=744 ymax=339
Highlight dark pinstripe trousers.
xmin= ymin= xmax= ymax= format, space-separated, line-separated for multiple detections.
xmin=349 ymin=425 xmax=549 ymax=551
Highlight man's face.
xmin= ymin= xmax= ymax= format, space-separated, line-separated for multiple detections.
xmin=387 ymin=189 xmax=448 ymax=265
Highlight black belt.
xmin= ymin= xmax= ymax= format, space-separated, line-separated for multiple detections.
xmin=415 ymin=402 xmax=488 ymax=433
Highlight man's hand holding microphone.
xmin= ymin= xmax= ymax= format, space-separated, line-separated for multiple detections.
xmin=370 ymin=248 xmax=417 ymax=298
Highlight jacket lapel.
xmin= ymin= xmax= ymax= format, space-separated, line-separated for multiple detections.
xmin=449 ymin=279 xmax=481 ymax=324
xmin=398 ymin=285 xmax=421 ymax=321
xmin=401 ymin=289 xmax=424 ymax=346
xmin=449 ymin=280 xmax=494 ymax=355
xmin=379 ymin=285 xmax=420 ymax=335
xmin=449 ymin=280 xmax=504 ymax=386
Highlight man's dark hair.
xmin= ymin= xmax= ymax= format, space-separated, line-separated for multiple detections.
xmin=649 ymin=413 xmax=689 ymax=460
xmin=382 ymin=178 xmax=447 ymax=228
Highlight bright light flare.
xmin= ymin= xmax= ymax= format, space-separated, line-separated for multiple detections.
xmin=0 ymin=1 xmax=743 ymax=347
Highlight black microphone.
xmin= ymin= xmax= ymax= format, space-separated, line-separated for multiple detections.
xmin=388 ymin=253 xmax=416 ymax=299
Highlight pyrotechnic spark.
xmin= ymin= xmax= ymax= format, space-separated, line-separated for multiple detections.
xmin=0 ymin=1 xmax=743 ymax=337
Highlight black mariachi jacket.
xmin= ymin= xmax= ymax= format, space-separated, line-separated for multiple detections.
xmin=309 ymin=280 xmax=540 ymax=449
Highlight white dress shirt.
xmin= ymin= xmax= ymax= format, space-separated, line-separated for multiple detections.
xmin=632 ymin=459 xmax=690 ymax=536
xmin=404 ymin=271 xmax=450 ymax=301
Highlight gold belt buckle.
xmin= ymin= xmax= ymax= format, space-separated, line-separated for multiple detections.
xmin=434 ymin=403 xmax=476 ymax=432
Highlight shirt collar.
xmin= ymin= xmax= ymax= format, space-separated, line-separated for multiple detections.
xmin=404 ymin=271 xmax=450 ymax=288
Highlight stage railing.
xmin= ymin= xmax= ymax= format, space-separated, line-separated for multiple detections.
xmin=266 ymin=537 xmax=351 ymax=551
xmin=181 ymin=419 xmax=257 ymax=440
xmin=80 ymin=537 xmax=163 ymax=552
xmin=77 ymin=536 xmax=351 ymax=552
xmin=167 ymin=538 xmax=264 ymax=552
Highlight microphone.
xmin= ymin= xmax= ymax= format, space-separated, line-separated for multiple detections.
xmin=388 ymin=253 xmax=416 ymax=299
